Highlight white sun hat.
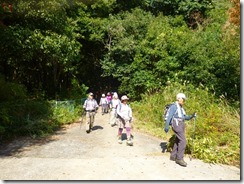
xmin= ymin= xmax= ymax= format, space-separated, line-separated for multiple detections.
xmin=121 ymin=95 xmax=129 ymax=101
xmin=176 ymin=93 xmax=186 ymax=100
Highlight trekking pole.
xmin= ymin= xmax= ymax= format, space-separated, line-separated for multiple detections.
xmin=190 ymin=115 xmax=196 ymax=161
xmin=80 ymin=111 xmax=85 ymax=129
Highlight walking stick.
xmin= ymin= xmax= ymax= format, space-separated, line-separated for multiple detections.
xmin=80 ymin=110 xmax=85 ymax=129
xmin=190 ymin=115 xmax=196 ymax=161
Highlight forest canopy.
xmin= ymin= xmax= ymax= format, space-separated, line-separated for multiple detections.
xmin=0 ymin=0 xmax=240 ymax=102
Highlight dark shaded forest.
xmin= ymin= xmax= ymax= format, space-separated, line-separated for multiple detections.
xmin=0 ymin=0 xmax=240 ymax=101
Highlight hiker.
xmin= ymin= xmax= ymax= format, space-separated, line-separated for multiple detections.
xmin=106 ymin=92 xmax=112 ymax=113
xmin=99 ymin=94 xmax=108 ymax=115
xmin=83 ymin=92 xmax=99 ymax=133
xmin=110 ymin=92 xmax=120 ymax=126
xmin=116 ymin=95 xmax=133 ymax=146
xmin=164 ymin=93 xmax=196 ymax=167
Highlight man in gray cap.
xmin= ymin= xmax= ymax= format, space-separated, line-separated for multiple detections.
xmin=83 ymin=92 xmax=99 ymax=133
xmin=164 ymin=93 xmax=196 ymax=167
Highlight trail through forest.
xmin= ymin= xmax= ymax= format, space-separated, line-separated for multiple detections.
xmin=0 ymin=109 xmax=240 ymax=180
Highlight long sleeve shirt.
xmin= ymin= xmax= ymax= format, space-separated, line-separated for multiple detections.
xmin=116 ymin=103 xmax=132 ymax=121
xmin=111 ymin=99 xmax=120 ymax=109
xmin=99 ymin=97 xmax=108 ymax=105
xmin=83 ymin=99 xmax=98 ymax=111
xmin=165 ymin=102 xmax=192 ymax=129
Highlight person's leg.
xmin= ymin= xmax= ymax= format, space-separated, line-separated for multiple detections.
xmin=170 ymin=135 xmax=179 ymax=161
xmin=90 ymin=112 xmax=95 ymax=130
xmin=125 ymin=121 xmax=133 ymax=146
xmin=118 ymin=128 xmax=123 ymax=144
xmin=110 ymin=109 xmax=116 ymax=125
xmin=102 ymin=104 xmax=105 ymax=114
xmin=117 ymin=118 xmax=124 ymax=144
xmin=85 ymin=112 xmax=90 ymax=133
xmin=174 ymin=122 xmax=187 ymax=166
xmin=175 ymin=131 xmax=186 ymax=160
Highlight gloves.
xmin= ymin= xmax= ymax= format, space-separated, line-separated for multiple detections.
xmin=191 ymin=112 xmax=197 ymax=118
xmin=164 ymin=127 xmax=169 ymax=133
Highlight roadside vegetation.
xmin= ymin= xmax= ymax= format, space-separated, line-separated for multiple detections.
xmin=132 ymin=82 xmax=240 ymax=167
xmin=0 ymin=0 xmax=240 ymax=167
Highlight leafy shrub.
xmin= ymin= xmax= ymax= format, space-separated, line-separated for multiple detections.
xmin=132 ymin=82 xmax=240 ymax=166
xmin=0 ymin=99 xmax=83 ymax=140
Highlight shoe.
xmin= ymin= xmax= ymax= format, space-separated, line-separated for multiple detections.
xmin=118 ymin=136 xmax=122 ymax=144
xmin=86 ymin=130 xmax=90 ymax=133
xmin=170 ymin=156 xmax=176 ymax=161
xmin=175 ymin=159 xmax=187 ymax=167
xmin=126 ymin=138 xmax=133 ymax=146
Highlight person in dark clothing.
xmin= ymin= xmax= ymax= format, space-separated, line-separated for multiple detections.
xmin=164 ymin=93 xmax=196 ymax=167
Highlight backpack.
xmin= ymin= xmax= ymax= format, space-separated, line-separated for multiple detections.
xmin=163 ymin=103 xmax=176 ymax=123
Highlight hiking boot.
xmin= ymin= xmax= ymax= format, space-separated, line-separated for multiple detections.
xmin=118 ymin=136 xmax=122 ymax=144
xmin=126 ymin=138 xmax=133 ymax=146
xmin=170 ymin=156 xmax=176 ymax=161
xmin=175 ymin=159 xmax=187 ymax=167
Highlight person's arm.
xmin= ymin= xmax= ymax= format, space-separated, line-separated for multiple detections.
xmin=128 ymin=106 xmax=132 ymax=121
xmin=95 ymin=100 xmax=99 ymax=110
xmin=116 ymin=102 xmax=123 ymax=118
xmin=83 ymin=100 xmax=87 ymax=109
xmin=164 ymin=104 xmax=177 ymax=132
xmin=184 ymin=112 xmax=196 ymax=120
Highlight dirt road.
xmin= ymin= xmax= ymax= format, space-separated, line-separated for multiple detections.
xmin=0 ymin=109 xmax=240 ymax=180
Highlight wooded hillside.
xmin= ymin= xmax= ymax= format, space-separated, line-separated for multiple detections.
xmin=0 ymin=0 xmax=240 ymax=102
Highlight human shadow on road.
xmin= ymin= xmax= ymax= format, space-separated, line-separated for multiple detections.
xmin=92 ymin=125 xmax=103 ymax=131
xmin=160 ymin=135 xmax=175 ymax=153
xmin=160 ymin=142 xmax=168 ymax=153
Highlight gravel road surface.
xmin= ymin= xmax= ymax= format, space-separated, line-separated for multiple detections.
xmin=0 ymin=109 xmax=240 ymax=180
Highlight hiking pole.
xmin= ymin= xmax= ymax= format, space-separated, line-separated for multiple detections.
xmin=80 ymin=110 xmax=85 ymax=129
xmin=190 ymin=115 xmax=196 ymax=161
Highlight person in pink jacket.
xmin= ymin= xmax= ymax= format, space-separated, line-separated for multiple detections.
xmin=106 ymin=92 xmax=112 ymax=112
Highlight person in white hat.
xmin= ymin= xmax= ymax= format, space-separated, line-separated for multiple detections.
xmin=99 ymin=94 xmax=108 ymax=115
xmin=110 ymin=92 xmax=120 ymax=126
xmin=116 ymin=95 xmax=133 ymax=146
xmin=83 ymin=92 xmax=99 ymax=133
xmin=164 ymin=93 xmax=196 ymax=167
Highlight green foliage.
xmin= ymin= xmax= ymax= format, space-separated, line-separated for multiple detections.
xmin=0 ymin=75 xmax=27 ymax=101
xmin=132 ymin=82 xmax=240 ymax=166
xmin=0 ymin=0 xmax=240 ymax=167
xmin=150 ymin=0 xmax=214 ymax=28
xmin=51 ymin=100 xmax=82 ymax=125
xmin=0 ymin=0 xmax=239 ymax=103
xmin=0 ymin=99 xmax=83 ymax=140
xmin=100 ymin=0 xmax=239 ymax=102
xmin=0 ymin=0 xmax=82 ymax=99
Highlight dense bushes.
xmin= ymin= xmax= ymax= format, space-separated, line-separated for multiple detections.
xmin=132 ymin=82 xmax=240 ymax=166
xmin=0 ymin=99 xmax=83 ymax=140
xmin=0 ymin=76 xmax=85 ymax=140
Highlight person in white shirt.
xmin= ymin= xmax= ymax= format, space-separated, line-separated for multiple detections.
xmin=116 ymin=95 xmax=133 ymax=146
xmin=83 ymin=92 xmax=99 ymax=133
xmin=99 ymin=94 xmax=108 ymax=115
xmin=110 ymin=92 xmax=120 ymax=126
